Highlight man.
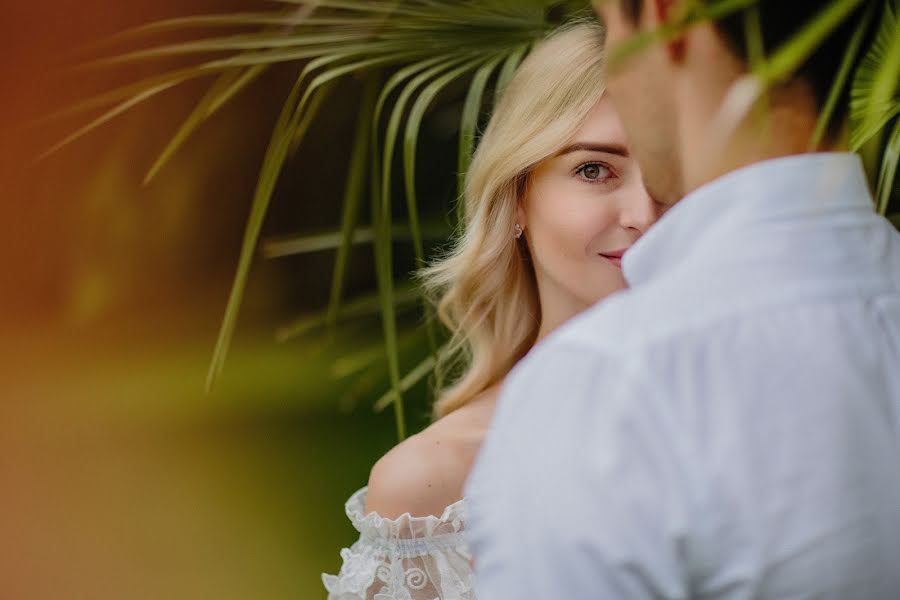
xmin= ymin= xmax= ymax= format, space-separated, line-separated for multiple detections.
xmin=464 ymin=0 xmax=900 ymax=598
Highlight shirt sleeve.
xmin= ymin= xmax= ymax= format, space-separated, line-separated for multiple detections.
xmin=464 ymin=339 xmax=702 ymax=600
xmin=322 ymin=489 xmax=474 ymax=600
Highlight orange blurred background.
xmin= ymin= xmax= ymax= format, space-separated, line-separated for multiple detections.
xmin=0 ymin=2 xmax=431 ymax=598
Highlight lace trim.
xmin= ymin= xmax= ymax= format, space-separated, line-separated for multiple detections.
xmin=358 ymin=531 xmax=470 ymax=558
xmin=345 ymin=487 xmax=468 ymax=541
xmin=323 ymin=488 xmax=475 ymax=599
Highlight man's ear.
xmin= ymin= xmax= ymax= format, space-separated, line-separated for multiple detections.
xmin=650 ymin=0 xmax=688 ymax=63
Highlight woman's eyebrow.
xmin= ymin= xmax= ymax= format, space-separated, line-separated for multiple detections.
xmin=556 ymin=142 xmax=629 ymax=157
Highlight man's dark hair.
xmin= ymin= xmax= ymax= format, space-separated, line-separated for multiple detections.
xmin=620 ymin=0 xmax=643 ymax=22
xmin=617 ymin=0 xmax=878 ymax=128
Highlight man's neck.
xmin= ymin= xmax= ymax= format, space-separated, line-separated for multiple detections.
xmin=680 ymin=79 xmax=837 ymax=195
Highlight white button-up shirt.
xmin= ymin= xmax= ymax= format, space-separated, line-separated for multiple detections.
xmin=465 ymin=153 xmax=900 ymax=599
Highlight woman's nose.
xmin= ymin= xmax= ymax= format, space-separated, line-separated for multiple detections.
xmin=619 ymin=184 xmax=660 ymax=234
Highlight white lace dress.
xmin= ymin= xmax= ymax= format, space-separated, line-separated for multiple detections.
xmin=322 ymin=487 xmax=475 ymax=599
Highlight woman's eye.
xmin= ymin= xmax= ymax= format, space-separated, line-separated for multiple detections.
xmin=576 ymin=162 xmax=612 ymax=182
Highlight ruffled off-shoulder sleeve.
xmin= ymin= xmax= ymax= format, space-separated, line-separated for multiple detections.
xmin=322 ymin=487 xmax=474 ymax=600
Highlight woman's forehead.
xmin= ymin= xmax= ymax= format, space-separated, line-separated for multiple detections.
xmin=570 ymin=95 xmax=629 ymax=149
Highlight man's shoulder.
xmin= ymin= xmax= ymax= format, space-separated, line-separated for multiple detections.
xmin=549 ymin=284 xmax=668 ymax=353
xmin=502 ymin=289 xmax=655 ymax=410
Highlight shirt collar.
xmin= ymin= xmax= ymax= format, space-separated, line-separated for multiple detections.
xmin=623 ymin=152 xmax=873 ymax=287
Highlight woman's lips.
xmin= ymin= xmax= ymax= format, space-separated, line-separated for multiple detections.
xmin=599 ymin=248 xmax=628 ymax=268
xmin=601 ymin=255 xmax=622 ymax=268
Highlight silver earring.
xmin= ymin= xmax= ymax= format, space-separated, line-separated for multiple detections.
xmin=514 ymin=223 xmax=523 ymax=239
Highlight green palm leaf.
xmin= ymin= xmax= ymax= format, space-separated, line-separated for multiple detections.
xmin=403 ymin=55 xmax=491 ymax=267
xmin=755 ymin=0 xmax=866 ymax=88
xmin=403 ymin=54 xmax=498 ymax=370
xmin=373 ymin=56 xmax=477 ymax=440
xmin=849 ymin=0 xmax=900 ymax=150
xmin=276 ymin=284 xmax=421 ymax=343
xmin=42 ymin=47 xmax=343 ymax=158
xmin=457 ymin=55 xmax=504 ymax=201
xmin=205 ymin=68 xmax=313 ymax=393
xmin=334 ymin=325 xmax=427 ymax=382
xmin=269 ymin=0 xmax=435 ymax=17
xmin=37 ymin=78 xmax=185 ymax=161
xmin=327 ymin=75 xmax=381 ymax=328
xmin=875 ymin=118 xmax=900 ymax=216
xmin=144 ymin=64 xmax=268 ymax=184
xmin=810 ymin=0 xmax=878 ymax=148
xmin=373 ymin=353 xmax=438 ymax=412
xmin=94 ymin=13 xmax=380 ymax=41
xmin=261 ymin=219 xmax=450 ymax=258
xmin=206 ymin=50 xmax=419 ymax=393
xmin=38 ymin=65 xmax=209 ymax=124
xmin=494 ymin=42 xmax=529 ymax=101
xmin=84 ymin=32 xmax=380 ymax=67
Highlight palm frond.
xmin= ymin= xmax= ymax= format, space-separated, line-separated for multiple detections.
xmin=333 ymin=324 xmax=426 ymax=381
xmin=754 ymin=0 xmax=866 ymax=88
xmin=713 ymin=0 xmax=867 ymax=151
xmin=205 ymin=49 xmax=421 ymax=393
xmin=373 ymin=54 xmax=475 ymax=439
xmin=373 ymin=353 xmax=438 ymax=412
xmin=144 ymin=64 xmax=268 ymax=184
xmin=810 ymin=0 xmax=878 ymax=148
xmin=374 ymin=54 xmax=486 ymax=421
xmin=83 ymin=32 xmax=381 ymax=67
xmin=403 ymin=55 xmax=492 ymax=267
xmin=849 ymin=0 xmax=900 ymax=150
xmin=37 ymin=79 xmax=185 ymax=161
xmin=261 ymin=219 xmax=450 ymax=258
xmin=327 ymin=74 xmax=381 ymax=328
xmin=287 ymin=77 xmax=338 ymax=153
xmin=276 ymin=284 xmax=421 ymax=343
xmin=403 ymin=53 xmax=498 ymax=365
xmin=38 ymin=65 xmax=209 ymax=124
xmin=457 ymin=55 xmax=504 ymax=202
xmin=93 ymin=13 xmax=379 ymax=42
xmin=493 ymin=43 xmax=529 ymax=103
xmin=376 ymin=52 xmax=479 ymax=269
xmin=205 ymin=68 xmax=315 ymax=393
xmin=875 ymin=118 xmax=900 ymax=216
xmin=450 ymin=43 xmax=530 ymax=223
xmin=372 ymin=146 xmax=406 ymax=438
xmin=268 ymin=0 xmax=443 ymax=18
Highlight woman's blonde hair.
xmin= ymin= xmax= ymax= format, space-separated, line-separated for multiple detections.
xmin=420 ymin=20 xmax=608 ymax=418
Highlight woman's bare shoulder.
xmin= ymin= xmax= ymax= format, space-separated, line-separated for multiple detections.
xmin=364 ymin=385 xmax=501 ymax=520
xmin=364 ymin=430 xmax=460 ymax=520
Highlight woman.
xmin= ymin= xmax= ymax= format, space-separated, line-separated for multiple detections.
xmin=323 ymin=20 xmax=659 ymax=599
